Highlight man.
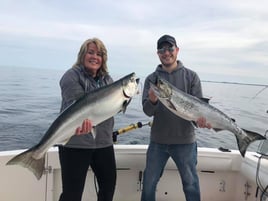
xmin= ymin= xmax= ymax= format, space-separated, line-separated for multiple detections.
xmin=141 ymin=34 xmax=211 ymax=201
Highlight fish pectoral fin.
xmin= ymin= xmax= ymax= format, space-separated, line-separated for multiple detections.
xmin=213 ymin=128 xmax=223 ymax=132
xmin=191 ymin=121 xmax=198 ymax=129
xmin=56 ymin=136 xmax=72 ymax=145
xmin=122 ymin=99 xmax=132 ymax=114
xmin=91 ymin=127 xmax=97 ymax=139
xmin=59 ymin=139 xmax=69 ymax=145
xmin=191 ymin=122 xmax=219 ymax=131
xmin=167 ymin=99 xmax=177 ymax=111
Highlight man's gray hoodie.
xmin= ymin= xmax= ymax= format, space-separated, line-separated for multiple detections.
xmin=142 ymin=60 xmax=203 ymax=144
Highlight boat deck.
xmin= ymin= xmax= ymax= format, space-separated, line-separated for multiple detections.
xmin=1 ymin=145 xmax=268 ymax=201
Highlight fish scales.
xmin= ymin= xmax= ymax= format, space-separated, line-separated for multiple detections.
xmin=151 ymin=76 xmax=266 ymax=157
xmin=6 ymin=72 xmax=139 ymax=180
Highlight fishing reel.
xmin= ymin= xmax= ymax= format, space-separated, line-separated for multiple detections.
xmin=112 ymin=121 xmax=152 ymax=143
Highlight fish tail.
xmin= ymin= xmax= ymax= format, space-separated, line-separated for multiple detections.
xmin=236 ymin=129 xmax=266 ymax=157
xmin=6 ymin=148 xmax=45 ymax=180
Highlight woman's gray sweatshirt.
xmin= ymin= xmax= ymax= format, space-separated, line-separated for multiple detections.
xmin=59 ymin=65 xmax=114 ymax=149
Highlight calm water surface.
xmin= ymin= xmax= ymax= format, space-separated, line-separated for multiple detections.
xmin=0 ymin=67 xmax=267 ymax=152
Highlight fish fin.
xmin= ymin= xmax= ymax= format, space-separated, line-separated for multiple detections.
xmin=60 ymin=138 xmax=70 ymax=145
xmin=236 ymin=129 xmax=266 ymax=157
xmin=122 ymin=99 xmax=132 ymax=114
xmin=192 ymin=121 xmax=220 ymax=131
xmin=167 ymin=99 xmax=177 ymax=111
xmin=59 ymin=138 xmax=70 ymax=145
xmin=53 ymin=137 xmax=71 ymax=146
xmin=191 ymin=121 xmax=198 ymax=129
xmin=193 ymin=123 xmax=221 ymax=132
xmin=200 ymin=97 xmax=210 ymax=103
xmin=91 ymin=127 xmax=97 ymax=139
xmin=213 ymin=128 xmax=223 ymax=132
xmin=6 ymin=148 xmax=45 ymax=180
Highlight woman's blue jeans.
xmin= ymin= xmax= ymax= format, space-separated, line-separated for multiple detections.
xmin=141 ymin=141 xmax=200 ymax=201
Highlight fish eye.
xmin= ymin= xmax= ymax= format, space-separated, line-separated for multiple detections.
xmin=131 ymin=77 xmax=135 ymax=82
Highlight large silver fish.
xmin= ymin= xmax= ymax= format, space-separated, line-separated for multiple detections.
xmin=7 ymin=72 xmax=139 ymax=179
xmin=150 ymin=77 xmax=266 ymax=157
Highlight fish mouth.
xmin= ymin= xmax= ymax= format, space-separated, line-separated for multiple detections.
xmin=156 ymin=77 xmax=165 ymax=87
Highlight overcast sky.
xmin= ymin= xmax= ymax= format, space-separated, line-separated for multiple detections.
xmin=1 ymin=0 xmax=268 ymax=84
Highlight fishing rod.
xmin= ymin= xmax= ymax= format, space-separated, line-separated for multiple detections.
xmin=202 ymin=80 xmax=268 ymax=101
xmin=113 ymin=121 xmax=152 ymax=143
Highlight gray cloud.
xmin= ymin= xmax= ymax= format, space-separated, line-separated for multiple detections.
xmin=0 ymin=0 xmax=268 ymax=84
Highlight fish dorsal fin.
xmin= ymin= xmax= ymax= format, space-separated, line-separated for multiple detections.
xmin=200 ymin=97 xmax=210 ymax=103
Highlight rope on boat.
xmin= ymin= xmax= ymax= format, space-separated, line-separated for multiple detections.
xmin=113 ymin=121 xmax=152 ymax=143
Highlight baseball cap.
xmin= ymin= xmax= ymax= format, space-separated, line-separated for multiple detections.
xmin=157 ymin=35 xmax=177 ymax=49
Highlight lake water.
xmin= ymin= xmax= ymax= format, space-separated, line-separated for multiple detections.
xmin=0 ymin=67 xmax=268 ymax=153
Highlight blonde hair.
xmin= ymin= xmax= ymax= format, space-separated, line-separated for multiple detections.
xmin=73 ymin=38 xmax=108 ymax=76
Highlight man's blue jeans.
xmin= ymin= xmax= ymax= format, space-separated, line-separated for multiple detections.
xmin=141 ymin=141 xmax=200 ymax=201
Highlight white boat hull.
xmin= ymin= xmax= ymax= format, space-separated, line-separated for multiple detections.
xmin=1 ymin=145 xmax=268 ymax=201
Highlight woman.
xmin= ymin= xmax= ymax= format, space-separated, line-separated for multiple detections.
xmin=58 ymin=38 xmax=116 ymax=201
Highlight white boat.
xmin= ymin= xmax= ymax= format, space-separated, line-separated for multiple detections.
xmin=1 ymin=145 xmax=268 ymax=201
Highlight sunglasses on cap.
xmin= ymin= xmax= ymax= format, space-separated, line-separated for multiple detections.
xmin=157 ymin=46 xmax=176 ymax=54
